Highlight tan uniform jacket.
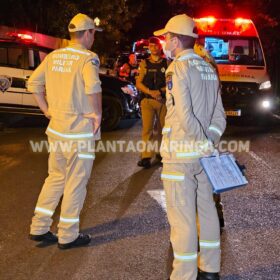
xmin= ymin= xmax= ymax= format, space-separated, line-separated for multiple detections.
xmin=27 ymin=43 xmax=102 ymax=141
xmin=161 ymin=49 xmax=226 ymax=163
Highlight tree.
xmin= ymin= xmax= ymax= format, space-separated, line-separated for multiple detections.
xmin=0 ymin=0 xmax=145 ymax=56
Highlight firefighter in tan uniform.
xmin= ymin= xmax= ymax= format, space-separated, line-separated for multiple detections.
xmin=194 ymin=42 xmax=225 ymax=231
xmin=136 ymin=37 xmax=167 ymax=168
xmin=154 ymin=14 xmax=226 ymax=279
xmin=28 ymin=13 xmax=103 ymax=249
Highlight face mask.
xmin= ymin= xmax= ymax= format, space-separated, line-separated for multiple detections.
xmin=162 ymin=40 xmax=175 ymax=60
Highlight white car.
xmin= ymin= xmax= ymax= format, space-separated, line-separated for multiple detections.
xmin=0 ymin=34 xmax=51 ymax=115
xmin=0 ymin=31 xmax=140 ymax=131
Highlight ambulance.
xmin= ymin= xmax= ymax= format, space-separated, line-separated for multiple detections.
xmin=194 ymin=17 xmax=275 ymax=117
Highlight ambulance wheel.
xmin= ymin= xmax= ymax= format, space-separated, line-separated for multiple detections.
xmin=101 ymin=96 xmax=122 ymax=131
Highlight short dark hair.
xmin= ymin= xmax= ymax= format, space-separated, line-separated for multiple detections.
xmin=169 ymin=32 xmax=196 ymax=49
xmin=69 ymin=29 xmax=93 ymax=40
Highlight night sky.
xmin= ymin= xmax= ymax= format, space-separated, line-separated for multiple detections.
xmin=127 ymin=0 xmax=172 ymax=41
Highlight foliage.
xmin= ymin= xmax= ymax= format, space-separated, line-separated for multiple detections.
xmin=0 ymin=0 xmax=144 ymax=55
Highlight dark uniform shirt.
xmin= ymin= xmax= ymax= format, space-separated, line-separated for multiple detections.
xmin=137 ymin=57 xmax=167 ymax=95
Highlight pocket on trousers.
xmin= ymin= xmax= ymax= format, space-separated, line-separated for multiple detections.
xmin=164 ymin=182 xmax=188 ymax=207
xmin=161 ymin=170 xmax=187 ymax=207
xmin=75 ymin=153 xmax=95 ymax=179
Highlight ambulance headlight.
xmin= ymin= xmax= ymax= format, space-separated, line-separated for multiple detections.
xmin=259 ymin=81 xmax=271 ymax=90
xmin=261 ymin=100 xmax=271 ymax=109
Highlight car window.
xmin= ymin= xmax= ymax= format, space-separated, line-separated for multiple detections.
xmin=0 ymin=47 xmax=24 ymax=68
xmin=8 ymin=48 xmax=24 ymax=68
xmin=29 ymin=49 xmax=49 ymax=69
xmin=28 ymin=49 xmax=35 ymax=69
xmin=203 ymin=36 xmax=265 ymax=66
xmin=39 ymin=50 xmax=48 ymax=62
xmin=0 ymin=48 xmax=8 ymax=65
xmin=29 ymin=49 xmax=43 ymax=69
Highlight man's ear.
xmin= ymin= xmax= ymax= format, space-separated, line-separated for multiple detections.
xmin=174 ymin=37 xmax=180 ymax=48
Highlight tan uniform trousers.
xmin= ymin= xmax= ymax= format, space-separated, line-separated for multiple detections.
xmin=162 ymin=162 xmax=221 ymax=280
xmin=30 ymin=137 xmax=94 ymax=244
xmin=141 ymin=98 xmax=167 ymax=159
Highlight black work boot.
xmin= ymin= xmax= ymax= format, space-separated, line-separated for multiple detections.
xmin=156 ymin=154 xmax=163 ymax=166
xmin=58 ymin=233 xmax=91 ymax=249
xmin=197 ymin=269 xmax=220 ymax=280
xmin=156 ymin=154 xmax=162 ymax=161
xmin=29 ymin=231 xmax=58 ymax=243
xmin=137 ymin=158 xmax=151 ymax=169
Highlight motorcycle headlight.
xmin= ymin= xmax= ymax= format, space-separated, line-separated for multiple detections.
xmin=259 ymin=81 xmax=271 ymax=90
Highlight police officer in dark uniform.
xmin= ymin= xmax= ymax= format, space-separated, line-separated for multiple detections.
xmin=136 ymin=37 xmax=167 ymax=168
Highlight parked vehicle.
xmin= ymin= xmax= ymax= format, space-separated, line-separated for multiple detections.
xmin=195 ymin=17 xmax=276 ymax=118
xmin=0 ymin=27 xmax=139 ymax=131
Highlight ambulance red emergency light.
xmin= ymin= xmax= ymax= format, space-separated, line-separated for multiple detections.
xmin=0 ymin=25 xmax=69 ymax=49
xmin=194 ymin=17 xmax=274 ymax=118
xmin=7 ymin=32 xmax=34 ymax=41
xmin=195 ymin=17 xmax=257 ymax=37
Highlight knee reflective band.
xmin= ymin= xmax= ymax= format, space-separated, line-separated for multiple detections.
xmin=60 ymin=217 xmax=80 ymax=223
xmin=174 ymin=252 xmax=198 ymax=262
xmin=199 ymin=240 xmax=220 ymax=249
xmin=47 ymin=127 xmax=94 ymax=139
xmin=209 ymin=126 xmax=223 ymax=137
xmin=161 ymin=172 xmax=185 ymax=182
xmin=78 ymin=153 xmax=95 ymax=159
xmin=35 ymin=207 xmax=54 ymax=216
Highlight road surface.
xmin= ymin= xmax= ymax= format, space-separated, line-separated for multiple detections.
xmin=0 ymin=115 xmax=279 ymax=280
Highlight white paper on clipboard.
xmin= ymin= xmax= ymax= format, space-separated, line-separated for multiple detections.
xmin=200 ymin=153 xmax=248 ymax=193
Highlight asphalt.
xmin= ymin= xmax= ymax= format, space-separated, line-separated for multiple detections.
xmin=0 ymin=115 xmax=279 ymax=280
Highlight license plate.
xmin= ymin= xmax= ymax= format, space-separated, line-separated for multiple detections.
xmin=226 ymin=110 xmax=241 ymax=117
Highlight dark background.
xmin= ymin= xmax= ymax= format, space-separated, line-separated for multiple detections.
xmin=0 ymin=0 xmax=279 ymax=99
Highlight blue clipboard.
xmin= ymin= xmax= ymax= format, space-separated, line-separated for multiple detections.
xmin=200 ymin=153 xmax=248 ymax=193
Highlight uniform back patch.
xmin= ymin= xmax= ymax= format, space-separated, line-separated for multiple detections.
xmin=91 ymin=58 xmax=99 ymax=66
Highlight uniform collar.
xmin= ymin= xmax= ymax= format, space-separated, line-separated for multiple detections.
xmin=149 ymin=55 xmax=163 ymax=63
xmin=68 ymin=42 xmax=88 ymax=50
xmin=174 ymin=49 xmax=195 ymax=61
